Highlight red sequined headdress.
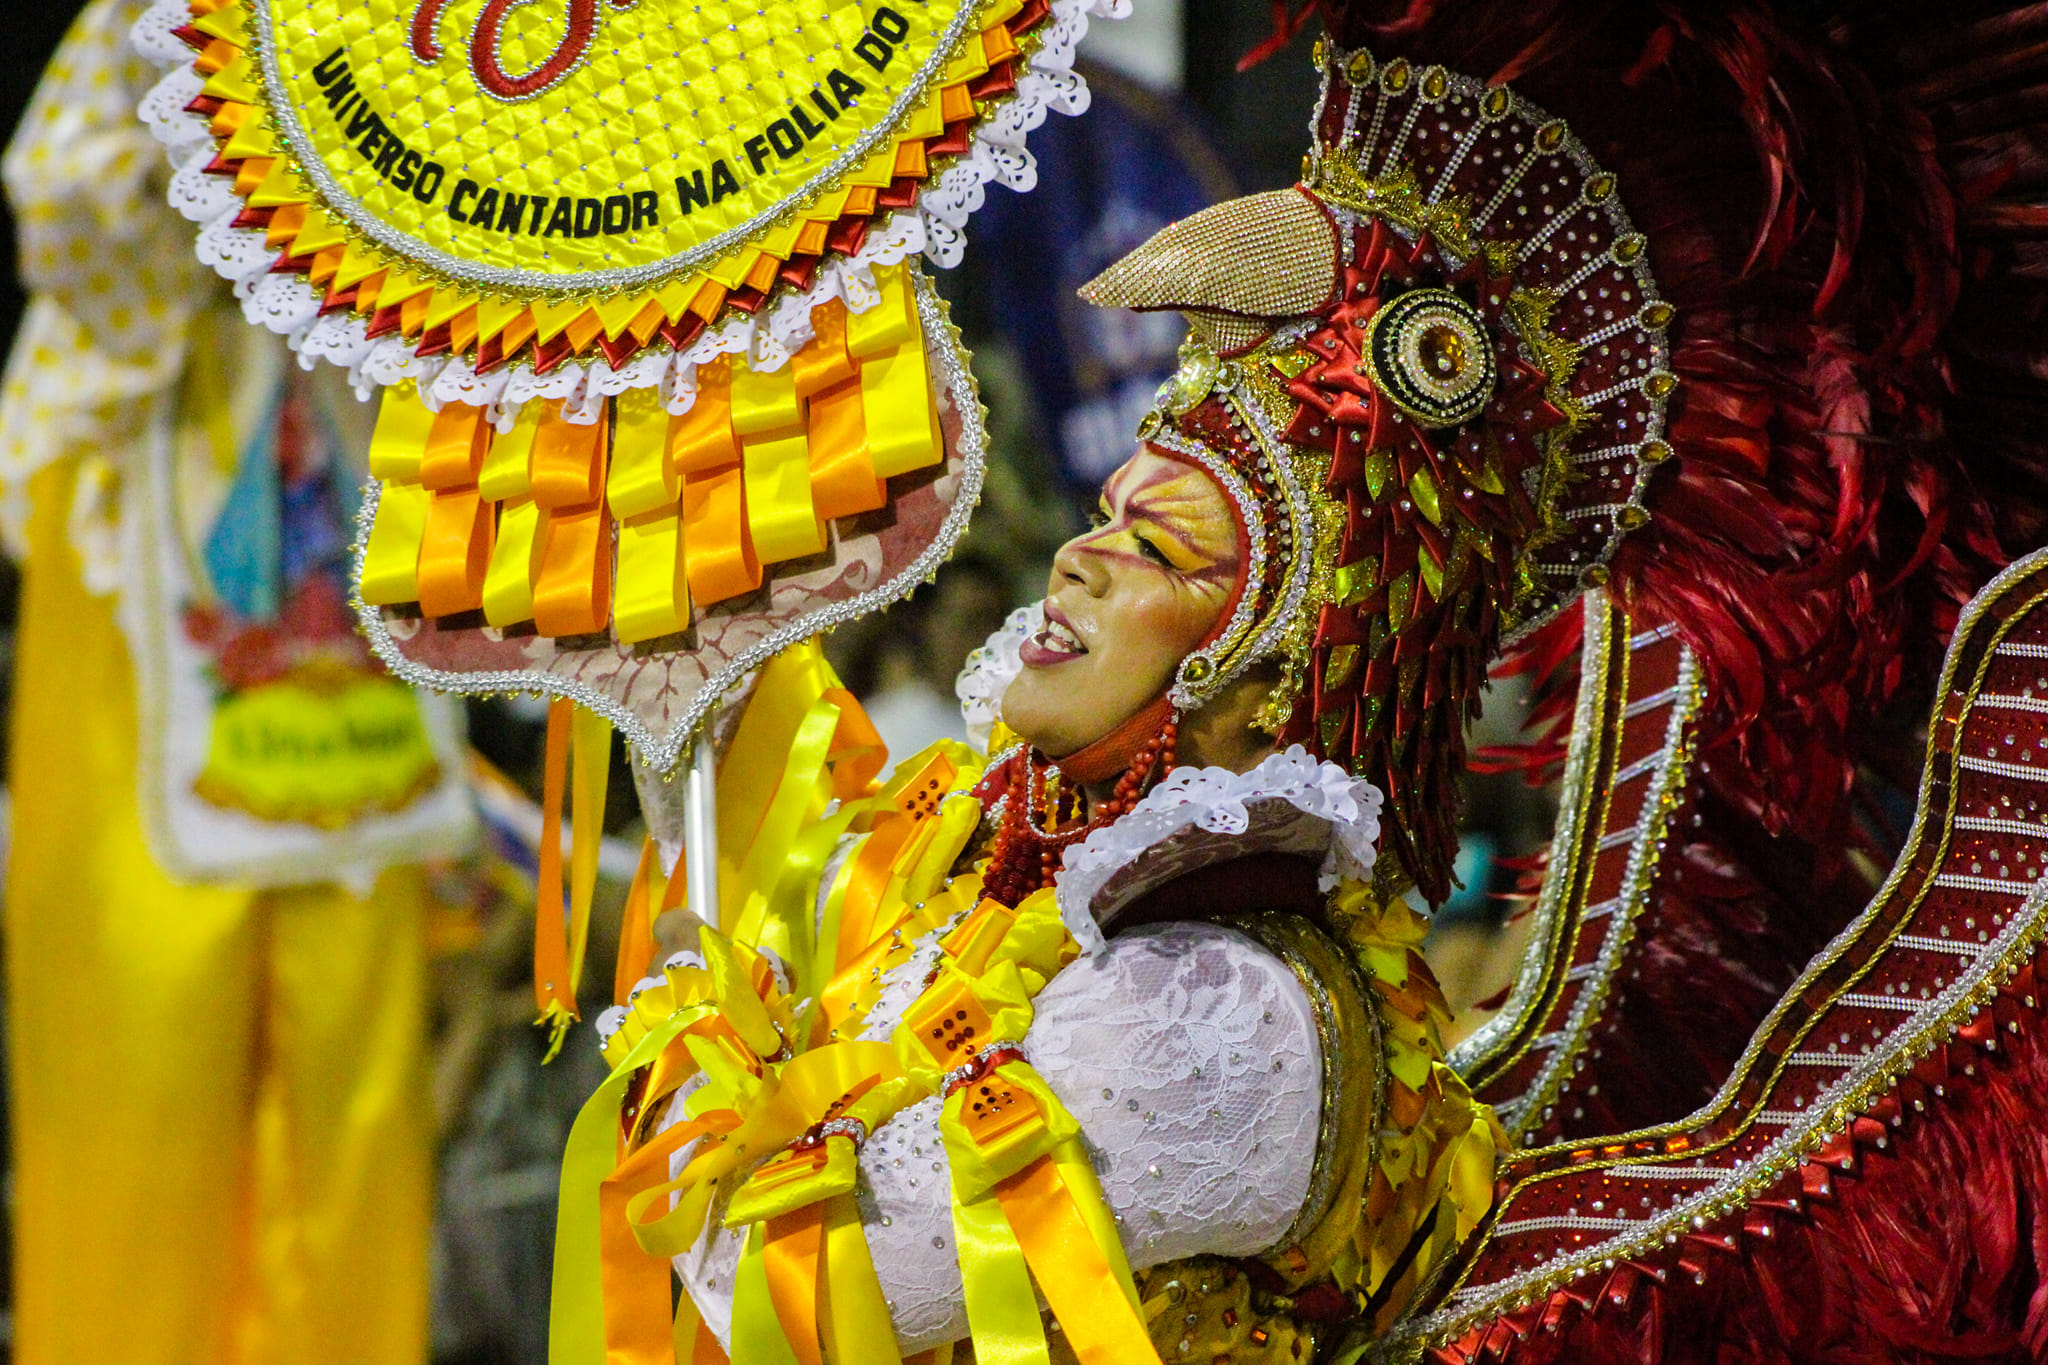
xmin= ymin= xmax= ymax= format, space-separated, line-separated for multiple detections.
xmin=1081 ymin=43 xmax=1673 ymax=902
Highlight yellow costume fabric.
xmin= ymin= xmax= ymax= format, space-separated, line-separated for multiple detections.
xmin=6 ymin=460 xmax=433 ymax=1365
xmin=1 ymin=5 xmax=438 ymax=1360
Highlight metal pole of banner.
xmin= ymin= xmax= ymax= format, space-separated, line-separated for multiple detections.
xmin=684 ymin=730 xmax=720 ymax=931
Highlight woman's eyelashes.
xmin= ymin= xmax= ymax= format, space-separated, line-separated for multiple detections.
xmin=1086 ymin=503 xmax=1172 ymax=567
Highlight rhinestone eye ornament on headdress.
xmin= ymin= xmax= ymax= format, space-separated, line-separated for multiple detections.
xmin=1078 ymin=41 xmax=1676 ymax=903
xmin=1365 ymin=288 xmax=1497 ymax=428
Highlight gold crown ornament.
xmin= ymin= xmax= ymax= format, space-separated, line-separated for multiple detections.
xmin=134 ymin=0 xmax=1118 ymax=767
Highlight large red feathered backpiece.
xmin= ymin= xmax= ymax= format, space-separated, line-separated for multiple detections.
xmin=1291 ymin=0 xmax=2048 ymax=1129
xmin=1253 ymin=1 xmax=2048 ymax=1361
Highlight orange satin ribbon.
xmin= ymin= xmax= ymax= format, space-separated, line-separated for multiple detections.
xmin=681 ymin=462 xmax=761 ymax=607
xmin=994 ymin=1156 xmax=1158 ymax=1365
xmin=762 ymin=1206 xmax=827 ymax=1365
xmin=534 ymin=498 xmax=614 ymax=637
xmin=418 ymin=400 xmax=490 ymax=488
xmin=791 ymin=299 xmax=854 ymax=397
xmin=669 ymin=360 xmax=738 ymax=476
xmin=614 ymin=839 xmax=661 ymax=1008
xmin=533 ymin=698 xmax=574 ymax=1019
xmin=806 ymin=378 xmax=885 ymax=523
xmin=819 ymin=687 xmax=886 ymax=800
xmin=417 ymin=484 xmax=494 ymax=616
xmin=687 ymin=1321 xmax=729 ymax=1365
xmin=531 ymin=403 xmax=608 ymax=507
xmin=660 ymin=843 xmax=691 ymax=914
xmin=829 ymin=818 xmax=915 ymax=976
xmin=600 ymin=1115 xmax=722 ymax=1365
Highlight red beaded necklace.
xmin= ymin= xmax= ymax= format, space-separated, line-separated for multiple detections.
xmin=980 ymin=706 xmax=1180 ymax=908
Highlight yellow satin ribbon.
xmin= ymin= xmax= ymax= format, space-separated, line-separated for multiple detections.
xmin=938 ymin=1080 xmax=1052 ymax=1365
xmin=936 ymin=1061 xmax=1155 ymax=1365
xmin=479 ymin=402 xmax=540 ymax=500
xmin=730 ymin=1226 xmax=802 ymax=1365
xmin=815 ymin=1191 xmax=898 ymax=1365
xmin=481 ymin=494 xmax=542 ymax=626
xmin=628 ymin=1041 xmax=913 ymax=1265
xmin=358 ymin=477 xmax=431 ymax=606
xmin=366 ymin=380 xmax=433 ymax=479
xmin=698 ymin=928 xmax=785 ymax=1062
xmin=609 ymin=387 xmax=681 ymax=518
xmin=712 ymin=644 xmax=887 ymax=994
xmin=552 ymin=1002 xmax=720 ymax=1365
xmin=614 ymin=509 xmax=691 ymax=644
xmin=728 ymin=700 xmax=844 ymax=968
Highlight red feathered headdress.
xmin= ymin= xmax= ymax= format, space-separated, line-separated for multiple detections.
xmin=1081 ymin=45 xmax=1675 ymax=902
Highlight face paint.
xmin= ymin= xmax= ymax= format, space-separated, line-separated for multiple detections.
xmin=1001 ymin=448 xmax=1244 ymax=759
xmin=1069 ymin=458 xmax=1241 ymax=583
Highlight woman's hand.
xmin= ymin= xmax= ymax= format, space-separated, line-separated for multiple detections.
xmin=651 ymin=906 xmax=710 ymax=962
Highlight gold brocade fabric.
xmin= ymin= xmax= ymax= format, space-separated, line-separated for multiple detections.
xmin=1077 ymin=188 xmax=1338 ymax=322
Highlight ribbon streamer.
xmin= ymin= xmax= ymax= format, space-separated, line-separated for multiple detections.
xmin=533 ymin=701 xmax=614 ymax=1060
xmin=614 ymin=838 xmax=661 ymax=1007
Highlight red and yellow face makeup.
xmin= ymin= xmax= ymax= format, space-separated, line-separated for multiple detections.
xmin=1000 ymin=450 xmax=1247 ymax=759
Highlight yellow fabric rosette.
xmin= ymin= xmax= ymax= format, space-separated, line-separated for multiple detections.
xmin=718 ymin=1049 xmax=927 ymax=1365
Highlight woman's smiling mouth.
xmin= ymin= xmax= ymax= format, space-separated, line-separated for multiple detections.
xmin=1019 ymin=603 xmax=1088 ymax=666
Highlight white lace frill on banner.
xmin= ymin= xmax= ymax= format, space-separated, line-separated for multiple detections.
xmin=128 ymin=0 xmax=1133 ymax=418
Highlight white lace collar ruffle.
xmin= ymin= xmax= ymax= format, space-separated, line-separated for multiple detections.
xmin=953 ymin=610 xmax=1384 ymax=955
xmin=954 ymin=602 xmax=1041 ymax=752
xmin=1054 ymin=746 xmax=1383 ymax=954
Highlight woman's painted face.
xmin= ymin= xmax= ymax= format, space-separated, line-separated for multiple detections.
xmin=1001 ymin=448 xmax=1243 ymax=758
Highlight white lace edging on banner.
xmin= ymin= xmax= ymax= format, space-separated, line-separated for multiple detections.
xmin=128 ymin=0 xmax=1131 ymax=419
xmin=1054 ymin=746 xmax=1385 ymax=954
xmin=954 ymin=601 xmax=1041 ymax=751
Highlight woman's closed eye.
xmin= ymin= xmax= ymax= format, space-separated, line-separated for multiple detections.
xmin=1133 ymin=532 xmax=1172 ymax=567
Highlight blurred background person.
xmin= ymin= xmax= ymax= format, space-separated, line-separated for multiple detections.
xmin=0 ymin=4 xmax=473 ymax=1363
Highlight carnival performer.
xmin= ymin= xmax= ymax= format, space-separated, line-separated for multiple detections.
xmin=577 ymin=0 xmax=1680 ymax=1349
xmin=571 ymin=0 xmax=2048 ymax=1357
xmin=0 ymin=4 xmax=473 ymax=1363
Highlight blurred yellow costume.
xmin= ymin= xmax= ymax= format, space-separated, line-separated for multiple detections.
xmin=0 ymin=3 xmax=455 ymax=1361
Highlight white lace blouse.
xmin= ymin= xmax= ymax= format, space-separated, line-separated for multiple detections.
xmin=673 ymin=921 xmax=1323 ymax=1351
xmin=670 ymin=745 xmax=1386 ymax=1353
